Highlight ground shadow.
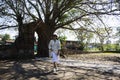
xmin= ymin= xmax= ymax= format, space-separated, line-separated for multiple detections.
xmin=0 ymin=59 xmax=120 ymax=80
xmin=0 ymin=60 xmax=54 ymax=80
xmin=105 ymin=56 xmax=120 ymax=63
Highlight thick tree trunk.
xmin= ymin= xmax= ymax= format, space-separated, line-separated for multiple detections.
xmin=14 ymin=20 xmax=55 ymax=58
xmin=36 ymin=32 xmax=49 ymax=57
xmin=14 ymin=23 xmax=35 ymax=59
xmin=36 ymin=22 xmax=54 ymax=57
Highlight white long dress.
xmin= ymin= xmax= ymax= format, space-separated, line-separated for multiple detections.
xmin=49 ymin=39 xmax=61 ymax=62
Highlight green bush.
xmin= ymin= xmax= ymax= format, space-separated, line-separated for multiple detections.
xmin=103 ymin=44 xmax=120 ymax=51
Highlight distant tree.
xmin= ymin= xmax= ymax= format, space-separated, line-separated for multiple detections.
xmin=2 ymin=34 xmax=10 ymax=42
xmin=116 ymin=27 xmax=120 ymax=39
xmin=115 ymin=27 xmax=120 ymax=51
xmin=94 ymin=27 xmax=112 ymax=51
xmin=58 ymin=36 xmax=67 ymax=42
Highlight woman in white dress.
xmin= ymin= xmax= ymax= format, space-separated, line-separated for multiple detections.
xmin=49 ymin=34 xmax=61 ymax=73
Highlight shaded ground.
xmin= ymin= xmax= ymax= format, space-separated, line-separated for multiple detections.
xmin=67 ymin=53 xmax=120 ymax=65
xmin=0 ymin=53 xmax=120 ymax=80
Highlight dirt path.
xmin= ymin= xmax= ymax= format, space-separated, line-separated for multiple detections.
xmin=0 ymin=53 xmax=120 ymax=80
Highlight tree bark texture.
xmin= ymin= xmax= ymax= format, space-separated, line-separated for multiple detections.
xmin=14 ymin=20 xmax=55 ymax=58
xmin=36 ymin=22 xmax=55 ymax=57
xmin=14 ymin=22 xmax=36 ymax=58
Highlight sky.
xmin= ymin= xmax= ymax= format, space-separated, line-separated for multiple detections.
xmin=0 ymin=15 xmax=120 ymax=43
xmin=0 ymin=28 xmax=18 ymax=39
xmin=55 ymin=15 xmax=120 ymax=43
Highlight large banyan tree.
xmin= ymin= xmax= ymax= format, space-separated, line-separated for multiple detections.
xmin=0 ymin=0 xmax=120 ymax=58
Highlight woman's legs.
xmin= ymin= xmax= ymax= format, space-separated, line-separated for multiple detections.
xmin=53 ymin=62 xmax=57 ymax=69
xmin=53 ymin=62 xmax=59 ymax=73
xmin=52 ymin=52 xmax=59 ymax=72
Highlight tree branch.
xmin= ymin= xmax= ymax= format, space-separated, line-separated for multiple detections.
xmin=27 ymin=0 xmax=42 ymax=20
xmin=0 ymin=25 xmax=18 ymax=30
